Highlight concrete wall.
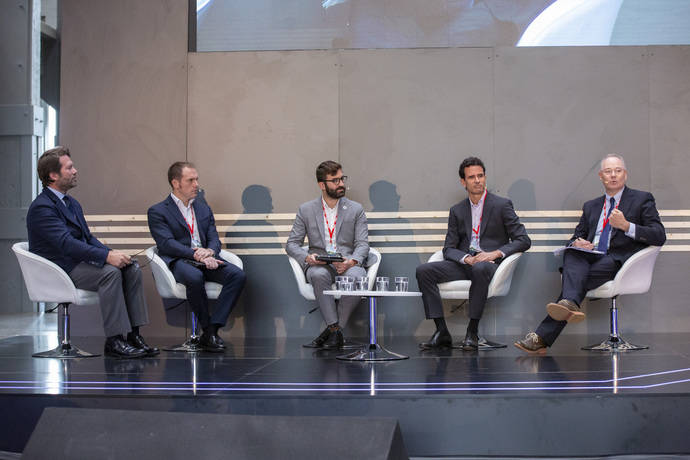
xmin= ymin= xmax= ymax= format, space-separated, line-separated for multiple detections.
xmin=58 ymin=0 xmax=690 ymax=340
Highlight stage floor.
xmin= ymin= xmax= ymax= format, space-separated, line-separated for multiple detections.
xmin=2 ymin=332 xmax=690 ymax=457
xmin=1 ymin=333 xmax=690 ymax=396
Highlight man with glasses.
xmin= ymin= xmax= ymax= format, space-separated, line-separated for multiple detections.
xmin=515 ymin=154 xmax=666 ymax=354
xmin=286 ymin=161 xmax=369 ymax=349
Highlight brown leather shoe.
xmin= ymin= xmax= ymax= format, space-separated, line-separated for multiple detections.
xmin=514 ymin=332 xmax=547 ymax=355
xmin=546 ymin=299 xmax=585 ymax=323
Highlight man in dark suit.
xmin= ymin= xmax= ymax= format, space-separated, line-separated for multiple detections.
xmin=416 ymin=157 xmax=531 ymax=350
xmin=515 ymin=154 xmax=666 ymax=354
xmin=148 ymin=162 xmax=246 ymax=352
xmin=27 ymin=146 xmax=156 ymax=358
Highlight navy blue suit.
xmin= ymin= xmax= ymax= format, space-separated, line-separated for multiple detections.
xmin=27 ymin=188 xmax=109 ymax=273
xmin=27 ymin=188 xmax=149 ymax=337
xmin=536 ymin=187 xmax=666 ymax=346
xmin=147 ymin=195 xmax=246 ymax=329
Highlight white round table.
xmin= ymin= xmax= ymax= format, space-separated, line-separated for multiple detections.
xmin=323 ymin=290 xmax=422 ymax=361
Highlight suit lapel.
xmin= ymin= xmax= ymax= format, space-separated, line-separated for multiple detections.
xmin=192 ymin=199 xmax=206 ymax=246
xmin=479 ymin=192 xmax=494 ymax=239
xmin=165 ymin=195 xmax=192 ymax=236
xmin=45 ymin=190 xmax=82 ymax=229
xmin=461 ymin=199 xmax=472 ymax=244
xmin=335 ymin=198 xmax=346 ymax=239
xmin=314 ymin=198 xmax=327 ymax=248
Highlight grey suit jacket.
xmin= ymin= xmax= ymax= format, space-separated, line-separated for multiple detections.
xmin=286 ymin=196 xmax=369 ymax=271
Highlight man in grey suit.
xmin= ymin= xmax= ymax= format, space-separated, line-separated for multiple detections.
xmin=286 ymin=161 xmax=369 ymax=349
xmin=416 ymin=157 xmax=531 ymax=350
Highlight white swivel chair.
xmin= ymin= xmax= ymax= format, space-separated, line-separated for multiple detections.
xmin=427 ymin=250 xmax=524 ymax=349
xmin=288 ymin=247 xmax=382 ymax=300
xmin=582 ymin=245 xmax=662 ymax=351
xmin=12 ymin=242 xmax=100 ymax=358
xmin=146 ymin=246 xmax=243 ymax=352
xmin=288 ymin=247 xmax=381 ymax=347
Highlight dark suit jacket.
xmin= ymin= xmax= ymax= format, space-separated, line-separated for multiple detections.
xmin=147 ymin=194 xmax=222 ymax=267
xmin=27 ymin=188 xmax=109 ymax=273
xmin=571 ymin=186 xmax=666 ymax=264
xmin=443 ymin=192 xmax=531 ymax=264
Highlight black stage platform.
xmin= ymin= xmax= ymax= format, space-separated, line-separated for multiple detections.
xmin=2 ymin=333 xmax=690 ymax=457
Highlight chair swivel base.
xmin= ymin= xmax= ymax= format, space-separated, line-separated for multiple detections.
xmin=451 ymin=336 xmax=507 ymax=350
xmin=164 ymin=336 xmax=204 ymax=352
xmin=336 ymin=343 xmax=409 ymax=362
xmin=33 ymin=343 xmax=100 ymax=359
xmin=342 ymin=338 xmax=365 ymax=350
xmin=582 ymin=335 xmax=649 ymax=352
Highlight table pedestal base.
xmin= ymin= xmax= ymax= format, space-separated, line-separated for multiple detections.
xmin=336 ymin=343 xmax=409 ymax=361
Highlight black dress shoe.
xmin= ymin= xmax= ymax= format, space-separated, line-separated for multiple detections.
xmin=303 ymin=327 xmax=330 ymax=348
xmin=321 ymin=329 xmax=344 ymax=349
xmin=419 ymin=329 xmax=452 ymax=350
xmin=460 ymin=331 xmax=479 ymax=351
xmin=127 ymin=332 xmax=160 ymax=357
xmin=200 ymin=333 xmax=225 ymax=353
xmin=104 ymin=336 xmax=147 ymax=359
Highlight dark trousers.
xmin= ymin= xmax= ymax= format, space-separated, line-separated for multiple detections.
xmin=536 ymin=250 xmax=620 ymax=346
xmin=416 ymin=260 xmax=498 ymax=320
xmin=69 ymin=262 xmax=149 ymax=337
xmin=171 ymin=260 xmax=247 ymax=329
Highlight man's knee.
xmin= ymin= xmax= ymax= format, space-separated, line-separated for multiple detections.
xmin=307 ymin=267 xmax=332 ymax=286
xmin=416 ymin=263 xmax=432 ymax=281
xmin=224 ymin=267 xmax=246 ymax=286
xmin=471 ymin=262 xmax=495 ymax=279
xmin=100 ymin=264 xmax=122 ymax=285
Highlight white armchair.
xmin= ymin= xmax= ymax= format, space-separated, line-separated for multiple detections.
xmin=427 ymin=250 xmax=524 ymax=349
xmin=583 ymin=245 xmax=662 ymax=351
xmin=288 ymin=247 xmax=382 ymax=300
xmin=146 ymin=246 xmax=243 ymax=352
xmin=12 ymin=242 xmax=100 ymax=358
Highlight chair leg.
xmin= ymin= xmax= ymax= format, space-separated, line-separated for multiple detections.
xmin=582 ymin=297 xmax=648 ymax=352
xmin=33 ymin=303 xmax=100 ymax=358
xmin=164 ymin=310 xmax=204 ymax=352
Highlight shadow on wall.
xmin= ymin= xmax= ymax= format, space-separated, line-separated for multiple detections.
xmin=226 ymin=185 xmax=308 ymax=344
xmin=366 ymin=180 xmax=426 ymax=339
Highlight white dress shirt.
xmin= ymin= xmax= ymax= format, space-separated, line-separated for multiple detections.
xmin=170 ymin=193 xmax=201 ymax=248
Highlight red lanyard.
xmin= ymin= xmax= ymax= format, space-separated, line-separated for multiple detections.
xmin=471 ymin=190 xmax=487 ymax=238
xmin=601 ymin=198 xmax=619 ymax=232
xmin=182 ymin=205 xmax=195 ymax=236
xmin=322 ymin=201 xmax=337 ymax=245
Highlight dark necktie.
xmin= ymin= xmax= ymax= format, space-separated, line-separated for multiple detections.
xmin=62 ymin=195 xmax=74 ymax=214
xmin=596 ymin=197 xmax=616 ymax=253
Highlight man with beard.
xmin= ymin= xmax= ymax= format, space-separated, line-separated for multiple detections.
xmin=26 ymin=147 xmax=157 ymax=358
xmin=416 ymin=157 xmax=531 ymax=350
xmin=286 ymin=161 xmax=369 ymax=349
xmin=515 ymin=154 xmax=666 ymax=354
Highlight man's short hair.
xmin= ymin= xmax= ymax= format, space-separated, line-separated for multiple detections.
xmin=600 ymin=153 xmax=626 ymax=171
xmin=458 ymin=157 xmax=485 ymax=179
xmin=37 ymin=146 xmax=71 ymax=187
xmin=167 ymin=161 xmax=195 ymax=186
xmin=316 ymin=160 xmax=342 ymax=182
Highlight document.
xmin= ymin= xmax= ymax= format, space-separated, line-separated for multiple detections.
xmin=553 ymin=245 xmax=605 ymax=257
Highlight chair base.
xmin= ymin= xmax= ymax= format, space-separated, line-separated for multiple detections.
xmin=582 ymin=335 xmax=649 ymax=352
xmin=164 ymin=337 xmax=204 ymax=353
xmin=336 ymin=344 xmax=409 ymax=362
xmin=342 ymin=338 xmax=365 ymax=350
xmin=33 ymin=343 xmax=100 ymax=359
xmin=451 ymin=337 xmax=507 ymax=350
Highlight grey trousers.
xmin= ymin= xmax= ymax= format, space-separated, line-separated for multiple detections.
xmin=306 ymin=264 xmax=366 ymax=327
xmin=69 ymin=262 xmax=149 ymax=337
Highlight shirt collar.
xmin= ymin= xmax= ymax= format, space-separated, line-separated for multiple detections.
xmin=322 ymin=197 xmax=339 ymax=211
xmin=47 ymin=186 xmax=66 ymax=202
xmin=170 ymin=192 xmax=194 ymax=209
xmin=605 ymin=187 xmax=625 ymax=203
xmin=470 ymin=189 xmax=487 ymax=209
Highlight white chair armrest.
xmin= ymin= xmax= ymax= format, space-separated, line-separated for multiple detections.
xmin=365 ymin=248 xmax=382 ymax=290
xmin=428 ymin=250 xmax=444 ymax=263
xmin=288 ymin=254 xmax=315 ymax=300
xmin=146 ymin=246 xmax=185 ymax=299
xmin=487 ymin=252 xmax=523 ymax=298
xmin=219 ymin=249 xmax=243 ymax=270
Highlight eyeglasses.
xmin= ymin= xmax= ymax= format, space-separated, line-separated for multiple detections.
xmin=601 ymin=168 xmax=625 ymax=176
xmin=322 ymin=176 xmax=348 ymax=185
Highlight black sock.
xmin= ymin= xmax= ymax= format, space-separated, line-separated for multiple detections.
xmin=130 ymin=326 xmax=139 ymax=336
xmin=107 ymin=335 xmax=121 ymax=341
xmin=467 ymin=319 xmax=479 ymax=335
xmin=433 ymin=317 xmax=448 ymax=332
xmin=208 ymin=324 xmax=220 ymax=336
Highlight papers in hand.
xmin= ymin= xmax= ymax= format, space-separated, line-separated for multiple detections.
xmin=553 ymin=245 xmax=605 ymax=256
